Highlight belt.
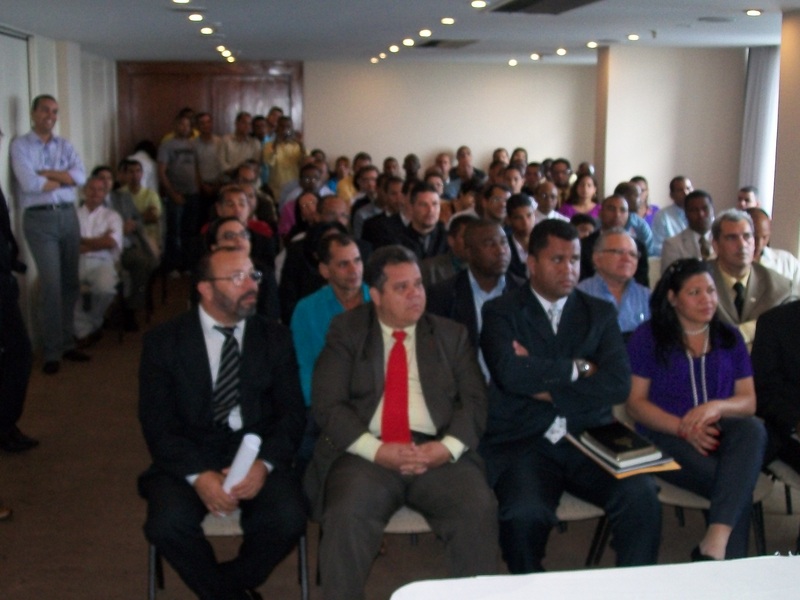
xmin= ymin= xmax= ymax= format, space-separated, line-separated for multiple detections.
xmin=27 ymin=203 xmax=73 ymax=211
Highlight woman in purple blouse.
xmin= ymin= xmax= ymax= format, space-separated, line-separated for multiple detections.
xmin=626 ymin=258 xmax=766 ymax=561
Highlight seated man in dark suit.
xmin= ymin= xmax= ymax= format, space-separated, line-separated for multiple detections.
xmin=305 ymin=245 xmax=499 ymax=600
xmin=399 ymin=182 xmax=448 ymax=261
xmin=138 ymin=248 xmax=307 ymax=600
xmin=427 ymin=219 xmax=524 ymax=379
xmin=752 ymin=300 xmax=800 ymax=472
xmin=360 ymin=175 xmax=407 ymax=249
xmin=480 ymin=219 xmax=660 ymax=573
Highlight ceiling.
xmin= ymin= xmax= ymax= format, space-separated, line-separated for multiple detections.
xmin=1 ymin=0 xmax=799 ymax=66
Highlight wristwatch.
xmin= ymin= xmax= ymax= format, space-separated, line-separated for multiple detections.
xmin=575 ymin=359 xmax=591 ymax=378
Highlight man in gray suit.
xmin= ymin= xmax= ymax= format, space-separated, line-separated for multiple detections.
xmin=305 ymin=245 xmax=499 ymax=600
xmin=661 ymin=190 xmax=715 ymax=273
xmin=709 ymin=209 xmax=792 ymax=346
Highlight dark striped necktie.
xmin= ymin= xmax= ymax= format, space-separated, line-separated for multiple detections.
xmin=213 ymin=325 xmax=240 ymax=428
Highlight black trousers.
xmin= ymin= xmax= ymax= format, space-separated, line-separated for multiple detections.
xmin=141 ymin=468 xmax=307 ymax=600
xmin=0 ymin=274 xmax=33 ymax=434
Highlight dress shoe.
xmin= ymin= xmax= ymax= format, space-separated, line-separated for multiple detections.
xmin=0 ymin=428 xmax=38 ymax=453
xmin=42 ymin=360 xmax=60 ymax=375
xmin=62 ymin=349 xmax=91 ymax=362
xmin=0 ymin=504 xmax=12 ymax=521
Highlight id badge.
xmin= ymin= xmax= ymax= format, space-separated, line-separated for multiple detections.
xmin=544 ymin=416 xmax=567 ymax=444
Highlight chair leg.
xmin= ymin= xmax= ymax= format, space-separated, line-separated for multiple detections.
xmin=751 ymin=502 xmax=766 ymax=555
xmin=785 ymin=484 xmax=793 ymax=515
xmin=585 ymin=516 xmax=610 ymax=567
xmin=297 ymin=534 xmax=309 ymax=600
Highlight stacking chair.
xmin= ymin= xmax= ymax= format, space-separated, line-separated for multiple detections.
xmin=765 ymin=459 xmax=800 ymax=551
xmin=147 ymin=509 xmax=309 ymax=600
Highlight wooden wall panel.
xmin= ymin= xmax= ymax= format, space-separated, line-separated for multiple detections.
xmin=117 ymin=61 xmax=303 ymax=159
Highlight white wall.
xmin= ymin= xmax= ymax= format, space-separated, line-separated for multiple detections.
xmin=598 ymin=46 xmax=746 ymax=206
xmin=304 ymin=61 xmax=596 ymax=172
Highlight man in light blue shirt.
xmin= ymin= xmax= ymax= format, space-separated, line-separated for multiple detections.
xmin=651 ymin=175 xmax=693 ymax=255
xmin=577 ymin=228 xmax=650 ymax=338
xmin=10 ymin=94 xmax=88 ymax=373
xmin=290 ymin=232 xmax=370 ymax=469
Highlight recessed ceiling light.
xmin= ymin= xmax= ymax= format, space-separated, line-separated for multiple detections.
xmin=403 ymin=38 xmax=414 ymax=47
xmin=627 ymin=34 xmax=640 ymax=41
xmin=226 ymin=56 xmax=235 ymax=63
xmin=200 ymin=26 xmax=213 ymax=35
xmin=216 ymin=45 xmax=226 ymax=52
xmin=188 ymin=13 xmax=203 ymax=22
xmin=221 ymin=50 xmax=232 ymax=57
xmin=587 ymin=41 xmax=598 ymax=49
xmin=441 ymin=17 xmax=455 ymax=25
xmin=379 ymin=52 xmax=387 ymax=59
xmin=471 ymin=1 xmax=487 ymax=8
xmin=556 ymin=48 xmax=567 ymax=56
xmin=746 ymin=9 xmax=763 ymax=17
xmin=508 ymin=59 xmax=518 ymax=67
xmin=172 ymin=0 xmax=190 ymax=4
xmin=389 ymin=45 xmax=399 ymax=53
xmin=420 ymin=29 xmax=432 ymax=37
xmin=530 ymin=53 xmax=540 ymax=61
xmin=370 ymin=57 xmax=379 ymax=64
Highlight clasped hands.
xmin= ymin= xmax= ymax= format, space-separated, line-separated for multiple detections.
xmin=677 ymin=402 xmax=722 ymax=456
xmin=193 ymin=460 xmax=268 ymax=516
xmin=375 ymin=441 xmax=451 ymax=476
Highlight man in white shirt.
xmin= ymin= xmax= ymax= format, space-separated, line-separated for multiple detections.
xmin=74 ymin=176 xmax=123 ymax=343
xmin=748 ymin=207 xmax=800 ymax=296
xmin=651 ymin=175 xmax=693 ymax=254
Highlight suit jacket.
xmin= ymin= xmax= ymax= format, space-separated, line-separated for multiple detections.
xmin=580 ymin=229 xmax=649 ymax=287
xmin=400 ymin=221 xmax=449 ymax=261
xmin=660 ymin=228 xmax=713 ymax=273
xmin=752 ymin=300 xmax=800 ymax=440
xmin=420 ymin=252 xmax=461 ymax=289
xmin=361 ymin=212 xmax=405 ymax=249
xmin=506 ymin=231 xmax=529 ymax=281
xmin=480 ymin=287 xmax=630 ymax=445
xmin=304 ymin=304 xmax=487 ymax=518
xmin=709 ymin=260 xmax=792 ymax=329
xmin=426 ymin=269 xmax=526 ymax=349
xmin=138 ymin=311 xmax=305 ymax=485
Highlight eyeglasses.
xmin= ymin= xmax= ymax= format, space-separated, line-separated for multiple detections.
xmin=205 ymin=269 xmax=263 ymax=286
xmin=601 ymin=248 xmax=640 ymax=259
xmin=218 ymin=229 xmax=250 ymax=242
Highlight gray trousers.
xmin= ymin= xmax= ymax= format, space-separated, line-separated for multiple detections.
xmin=23 ymin=207 xmax=80 ymax=361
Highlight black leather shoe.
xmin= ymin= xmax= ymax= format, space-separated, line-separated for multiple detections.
xmin=63 ymin=349 xmax=91 ymax=362
xmin=0 ymin=428 xmax=39 ymax=452
xmin=43 ymin=360 xmax=60 ymax=374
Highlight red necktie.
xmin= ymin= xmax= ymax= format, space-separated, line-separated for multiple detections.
xmin=382 ymin=331 xmax=411 ymax=443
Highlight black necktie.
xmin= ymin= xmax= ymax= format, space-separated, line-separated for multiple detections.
xmin=733 ymin=282 xmax=745 ymax=319
xmin=213 ymin=326 xmax=240 ymax=427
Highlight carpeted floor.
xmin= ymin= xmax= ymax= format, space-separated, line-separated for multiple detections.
xmin=1 ymin=275 xmax=798 ymax=599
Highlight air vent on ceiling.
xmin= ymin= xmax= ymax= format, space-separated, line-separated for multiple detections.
xmin=417 ymin=39 xmax=477 ymax=50
xmin=491 ymin=0 xmax=599 ymax=15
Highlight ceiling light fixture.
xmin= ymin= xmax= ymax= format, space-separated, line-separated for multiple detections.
xmin=508 ymin=59 xmax=518 ymax=66
xmin=379 ymin=52 xmax=387 ymax=59
xmin=226 ymin=56 xmax=235 ymax=63
xmin=389 ymin=45 xmax=399 ymax=53
xmin=441 ymin=17 xmax=455 ymax=25
xmin=627 ymin=34 xmax=640 ymax=41
xmin=172 ymin=0 xmax=190 ymax=3
xmin=221 ymin=49 xmax=232 ymax=57
xmin=471 ymin=1 xmax=487 ymax=8
xmin=420 ymin=29 xmax=432 ymax=37
xmin=216 ymin=45 xmax=226 ymax=52
xmin=371 ymin=57 xmax=379 ymax=64
xmin=587 ymin=41 xmax=598 ymax=49
xmin=200 ymin=26 xmax=213 ymax=35
xmin=556 ymin=48 xmax=567 ymax=56
xmin=403 ymin=38 xmax=414 ymax=46
xmin=530 ymin=53 xmax=540 ymax=61
xmin=188 ymin=13 xmax=203 ymax=22
xmin=745 ymin=9 xmax=763 ymax=17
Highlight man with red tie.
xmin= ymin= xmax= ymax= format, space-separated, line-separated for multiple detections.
xmin=305 ymin=245 xmax=499 ymax=600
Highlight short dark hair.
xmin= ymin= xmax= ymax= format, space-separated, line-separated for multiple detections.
xmin=507 ymin=193 xmax=534 ymax=214
xmin=354 ymin=165 xmax=379 ymax=191
xmin=364 ymin=245 xmax=418 ymax=291
xmin=193 ymin=247 xmax=241 ymax=286
xmin=684 ymin=190 xmax=713 ymax=208
xmin=739 ymin=185 xmax=758 ymax=195
xmin=483 ymin=183 xmax=511 ymax=200
xmin=90 ymin=165 xmax=113 ymax=177
xmin=409 ymin=181 xmax=438 ymax=205
xmin=669 ymin=175 xmax=688 ymax=194
xmin=528 ymin=219 xmax=578 ymax=256
xmin=448 ymin=213 xmax=479 ymax=236
xmin=464 ymin=218 xmax=503 ymax=249
xmin=318 ymin=232 xmax=356 ymax=264
xmin=204 ymin=216 xmax=247 ymax=250
xmin=570 ymin=213 xmax=598 ymax=229
xmin=382 ymin=175 xmax=404 ymax=193
xmin=32 ymin=94 xmax=56 ymax=110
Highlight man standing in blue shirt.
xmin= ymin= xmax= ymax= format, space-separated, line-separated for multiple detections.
xmin=577 ymin=228 xmax=651 ymax=340
xmin=10 ymin=95 xmax=88 ymax=374
xmin=290 ymin=232 xmax=370 ymax=469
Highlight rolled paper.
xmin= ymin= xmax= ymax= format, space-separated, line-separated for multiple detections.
xmin=223 ymin=433 xmax=262 ymax=493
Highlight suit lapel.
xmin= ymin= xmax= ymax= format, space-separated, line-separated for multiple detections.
xmin=712 ymin=263 xmax=738 ymax=323
xmin=522 ymin=288 xmax=556 ymax=343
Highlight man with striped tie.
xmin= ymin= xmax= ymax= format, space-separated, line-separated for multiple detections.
xmin=138 ymin=247 xmax=307 ymax=600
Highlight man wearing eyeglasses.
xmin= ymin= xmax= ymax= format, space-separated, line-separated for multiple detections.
xmin=577 ymin=228 xmax=651 ymax=340
xmin=580 ymin=195 xmax=650 ymax=287
xmin=139 ymin=247 xmax=306 ymax=600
